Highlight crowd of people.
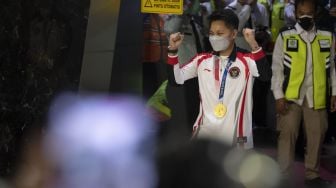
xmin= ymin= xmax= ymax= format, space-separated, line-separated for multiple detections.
xmin=1 ymin=1 xmax=335 ymax=188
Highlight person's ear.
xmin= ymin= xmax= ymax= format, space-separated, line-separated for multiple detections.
xmin=232 ymin=29 xmax=238 ymax=39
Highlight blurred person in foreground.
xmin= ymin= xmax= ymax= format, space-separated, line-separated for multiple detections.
xmin=271 ymin=0 xmax=336 ymax=186
xmin=157 ymin=138 xmax=281 ymax=188
xmin=167 ymin=9 xmax=271 ymax=149
xmin=13 ymin=94 xmax=157 ymax=188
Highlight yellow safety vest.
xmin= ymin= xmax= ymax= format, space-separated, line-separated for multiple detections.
xmin=282 ymin=30 xmax=332 ymax=109
xmin=271 ymin=1 xmax=285 ymax=42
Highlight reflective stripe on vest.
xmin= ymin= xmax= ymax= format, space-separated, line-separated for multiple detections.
xmin=282 ymin=32 xmax=331 ymax=109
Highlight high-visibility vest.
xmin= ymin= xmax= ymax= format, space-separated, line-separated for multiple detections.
xmin=271 ymin=1 xmax=285 ymax=42
xmin=282 ymin=29 xmax=332 ymax=109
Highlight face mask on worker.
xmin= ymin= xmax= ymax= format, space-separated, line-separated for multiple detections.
xmin=298 ymin=15 xmax=314 ymax=31
xmin=209 ymin=35 xmax=231 ymax=52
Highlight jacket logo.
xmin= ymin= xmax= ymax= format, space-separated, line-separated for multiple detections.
xmin=229 ymin=67 xmax=240 ymax=78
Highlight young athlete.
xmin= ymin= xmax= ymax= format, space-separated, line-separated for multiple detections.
xmin=166 ymin=9 xmax=271 ymax=149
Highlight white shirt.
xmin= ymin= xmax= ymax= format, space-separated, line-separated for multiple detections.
xmin=251 ymin=2 xmax=270 ymax=29
xmin=271 ymin=23 xmax=336 ymax=108
xmin=168 ymin=48 xmax=265 ymax=149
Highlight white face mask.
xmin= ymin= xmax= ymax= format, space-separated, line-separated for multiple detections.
xmin=209 ymin=35 xmax=231 ymax=52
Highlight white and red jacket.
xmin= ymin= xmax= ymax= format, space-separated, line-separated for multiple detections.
xmin=167 ymin=47 xmax=271 ymax=149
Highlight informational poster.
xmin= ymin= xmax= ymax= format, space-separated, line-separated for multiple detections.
xmin=141 ymin=0 xmax=183 ymax=15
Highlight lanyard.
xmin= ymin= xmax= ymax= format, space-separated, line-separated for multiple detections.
xmin=218 ymin=58 xmax=233 ymax=102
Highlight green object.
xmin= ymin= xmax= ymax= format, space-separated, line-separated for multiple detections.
xmin=271 ymin=1 xmax=285 ymax=42
xmin=147 ymin=80 xmax=171 ymax=118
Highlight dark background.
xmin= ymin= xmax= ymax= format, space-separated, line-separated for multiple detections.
xmin=0 ymin=0 xmax=90 ymax=177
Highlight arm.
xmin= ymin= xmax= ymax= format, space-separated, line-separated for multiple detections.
xmin=251 ymin=48 xmax=272 ymax=82
xmin=166 ymin=33 xmax=199 ymax=86
xmin=243 ymin=28 xmax=272 ymax=82
xmin=167 ymin=53 xmax=201 ymax=85
xmin=271 ymin=34 xmax=285 ymax=100
xmin=271 ymin=34 xmax=289 ymax=115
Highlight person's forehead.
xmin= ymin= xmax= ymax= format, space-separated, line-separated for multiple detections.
xmin=210 ymin=20 xmax=228 ymax=28
xmin=297 ymin=2 xmax=314 ymax=12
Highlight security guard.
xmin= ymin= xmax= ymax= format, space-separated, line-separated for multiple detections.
xmin=271 ymin=0 xmax=336 ymax=186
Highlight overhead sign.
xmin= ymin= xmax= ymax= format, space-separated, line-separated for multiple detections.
xmin=141 ymin=0 xmax=183 ymax=15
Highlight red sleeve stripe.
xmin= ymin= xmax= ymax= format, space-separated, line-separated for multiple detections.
xmin=180 ymin=54 xmax=199 ymax=68
xmin=180 ymin=53 xmax=212 ymax=68
xmin=167 ymin=55 xmax=178 ymax=66
xmin=214 ymin=58 xmax=219 ymax=81
xmin=249 ymin=49 xmax=265 ymax=61
xmin=175 ymin=53 xmax=212 ymax=68
xmin=168 ymin=53 xmax=213 ymax=67
xmin=197 ymin=54 xmax=213 ymax=67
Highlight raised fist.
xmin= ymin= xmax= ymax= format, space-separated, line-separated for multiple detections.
xmin=168 ymin=32 xmax=184 ymax=50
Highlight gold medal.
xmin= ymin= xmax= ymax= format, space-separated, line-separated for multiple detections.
xmin=214 ymin=103 xmax=227 ymax=118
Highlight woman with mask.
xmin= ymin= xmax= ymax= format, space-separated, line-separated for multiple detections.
xmin=166 ymin=9 xmax=271 ymax=149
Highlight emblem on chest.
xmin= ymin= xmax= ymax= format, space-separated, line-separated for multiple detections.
xmin=229 ymin=66 xmax=241 ymax=79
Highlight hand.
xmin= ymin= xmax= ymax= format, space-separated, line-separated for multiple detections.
xmin=276 ymin=98 xmax=289 ymax=115
xmin=331 ymin=96 xmax=336 ymax=112
xmin=243 ymin=28 xmax=260 ymax=51
xmin=169 ymin=32 xmax=184 ymax=50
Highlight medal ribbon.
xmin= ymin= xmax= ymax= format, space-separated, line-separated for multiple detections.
xmin=218 ymin=58 xmax=233 ymax=102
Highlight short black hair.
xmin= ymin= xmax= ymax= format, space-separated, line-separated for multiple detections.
xmin=295 ymin=0 xmax=317 ymax=15
xmin=208 ymin=9 xmax=239 ymax=30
